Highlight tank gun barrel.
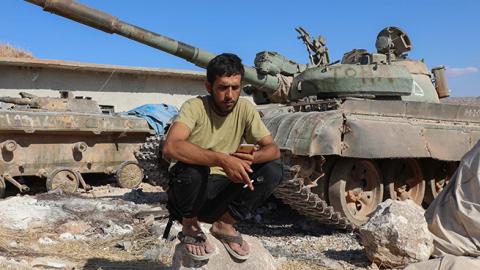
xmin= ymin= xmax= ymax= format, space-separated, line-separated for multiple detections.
xmin=25 ymin=0 xmax=280 ymax=93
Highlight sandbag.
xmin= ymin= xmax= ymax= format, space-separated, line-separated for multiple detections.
xmin=425 ymin=141 xmax=480 ymax=256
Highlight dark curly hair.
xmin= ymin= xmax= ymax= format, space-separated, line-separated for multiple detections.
xmin=206 ymin=53 xmax=244 ymax=85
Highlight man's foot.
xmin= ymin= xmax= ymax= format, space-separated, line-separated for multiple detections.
xmin=181 ymin=219 xmax=215 ymax=259
xmin=210 ymin=221 xmax=249 ymax=260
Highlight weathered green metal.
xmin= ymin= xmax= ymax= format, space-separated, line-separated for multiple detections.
xmin=254 ymin=51 xmax=307 ymax=76
xmin=263 ymin=99 xmax=480 ymax=161
xmin=0 ymin=92 xmax=152 ymax=197
xmin=289 ymin=64 xmax=413 ymax=99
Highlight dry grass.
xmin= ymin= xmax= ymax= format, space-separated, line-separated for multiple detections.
xmin=0 ymin=224 xmax=167 ymax=269
xmin=0 ymin=44 xmax=33 ymax=58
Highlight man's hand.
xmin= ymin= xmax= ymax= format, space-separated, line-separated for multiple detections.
xmin=220 ymin=154 xmax=254 ymax=191
xmin=230 ymin=152 xmax=254 ymax=165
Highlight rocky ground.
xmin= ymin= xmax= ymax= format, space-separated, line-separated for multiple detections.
xmin=0 ymin=176 xmax=373 ymax=270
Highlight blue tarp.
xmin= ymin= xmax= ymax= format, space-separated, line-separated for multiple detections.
xmin=126 ymin=104 xmax=178 ymax=135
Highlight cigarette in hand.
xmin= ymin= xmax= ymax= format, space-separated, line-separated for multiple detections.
xmin=243 ymin=179 xmax=255 ymax=189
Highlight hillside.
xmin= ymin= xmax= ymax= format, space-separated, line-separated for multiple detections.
xmin=0 ymin=44 xmax=33 ymax=58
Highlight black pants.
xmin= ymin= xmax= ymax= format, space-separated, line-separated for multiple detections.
xmin=167 ymin=160 xmax=283 ymax=223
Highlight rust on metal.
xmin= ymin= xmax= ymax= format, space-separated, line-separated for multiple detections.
xmin=0 ymin=91 xmax=153 ymax=196
xmin=264 ymin=99 xmax=480 ymax=161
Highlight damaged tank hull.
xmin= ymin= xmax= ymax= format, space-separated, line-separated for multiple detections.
xmin=265 ymin=100 xmax=480 ymax=160
xmin=264 ymin=99 xmax=479 ymax=228
xmin=0 ymin=96 xmax=153 ymax=197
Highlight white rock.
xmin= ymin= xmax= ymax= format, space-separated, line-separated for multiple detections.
xmin=144 ymin=214 xmax=155 ymax=226
xmin=59 ymin=232 xmax=75 ymax=241
xmin=0 ymin=196 xmax=71 ymax=230
xmin=172 ymin=234 xmax=276 ymax=270
xmin=74 ymin=234 xmax=87 ymax=241
xmin=0 ymin=255 xmax=30 ymax=269
xmin=102 ymin=221 xmax=134 ymax=236
xmin=144 ymin=238 xmax=175 ymax=261
xmin=359 ymin=199 xmax=433 ymax=268
xmin=38 ymin=236 xmax=57 ymax=246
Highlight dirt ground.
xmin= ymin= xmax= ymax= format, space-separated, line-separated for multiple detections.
xmin=0 ymin=175 xmax=372 ymax=270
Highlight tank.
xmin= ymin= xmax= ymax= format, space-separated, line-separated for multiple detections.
xmin=0 ymin=90 xmax=152 ymax=197
xmin=25 ymin=0 xmax=480 ymax=229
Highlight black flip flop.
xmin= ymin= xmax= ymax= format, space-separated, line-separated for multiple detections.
xmin=177 ymin=232 xmax=215 ymax=261
xmin=210 ymin=229 xmax=250 ymax=261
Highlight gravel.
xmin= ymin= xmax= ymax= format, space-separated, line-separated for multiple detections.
xmin=0 ymin=180 xmax=372 ymax=269
xmin=236 ymin=199 xmax=371 ymax=269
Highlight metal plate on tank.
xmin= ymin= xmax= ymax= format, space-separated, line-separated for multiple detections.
xmin=0 ymin=110 xmax=152 ymax=133
xmin=341 ymin=109 xmax=480 ymax=161
xmin=263 ymin=110 xmax=343 ymax=156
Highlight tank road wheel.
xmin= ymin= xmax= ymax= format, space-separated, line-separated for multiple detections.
xmin=46 ymin=168 xmax=80 ymax=194
xmin=384 ymin=159 xmax=425 ymax=205
xmin=423 ymin=161 xmax=457 ymax=205
xmin=116 ymin=161 xmax=144 ymax=189
xmin=328 ymin=159 xmax=383 ymax=226
xmin=0 ymin=177 xmax=5 ymax=198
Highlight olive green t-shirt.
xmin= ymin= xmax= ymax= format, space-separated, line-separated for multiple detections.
xmin=173 ymin=96 xmax=270 ymax=175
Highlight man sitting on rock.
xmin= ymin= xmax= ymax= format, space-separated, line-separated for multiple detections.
xmin=162 ymin=53 xmax=282 ymax=261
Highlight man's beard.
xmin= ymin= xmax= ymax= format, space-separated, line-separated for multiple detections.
xmin=210 ymin=96 xmax=238 ymax=116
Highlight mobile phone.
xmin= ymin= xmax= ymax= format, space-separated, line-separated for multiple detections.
xmin=237 ymin=143 xmax=256 ymax=154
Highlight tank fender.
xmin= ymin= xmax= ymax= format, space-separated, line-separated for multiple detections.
xmin=262 ymin=99 xmax=480 ymax=161
xmin=262 ymin=110 xmax=343 ymax=156
xmin=341 ymin=114 xmax=480 ymax=161
xmin=339 ymin=100 xmax=480 ymax=161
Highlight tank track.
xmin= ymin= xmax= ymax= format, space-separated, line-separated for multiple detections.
xmin=135 ymin=135 xmax=169 ymax=188
xmin=273 ymin=165 xmax=355 ymax=230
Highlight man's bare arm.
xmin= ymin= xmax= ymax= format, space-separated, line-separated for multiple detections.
xmin=162 ymin=122 xmax=255 ymax=190
xmin=252 ymin=135 xmax=281 ymax=164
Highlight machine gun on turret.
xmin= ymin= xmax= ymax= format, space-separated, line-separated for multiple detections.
xmin=295 ymin=27 xmax=330 ymax=66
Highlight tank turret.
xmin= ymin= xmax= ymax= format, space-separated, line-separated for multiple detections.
xmin=25 ymin=0 xmax=448 ymax=105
